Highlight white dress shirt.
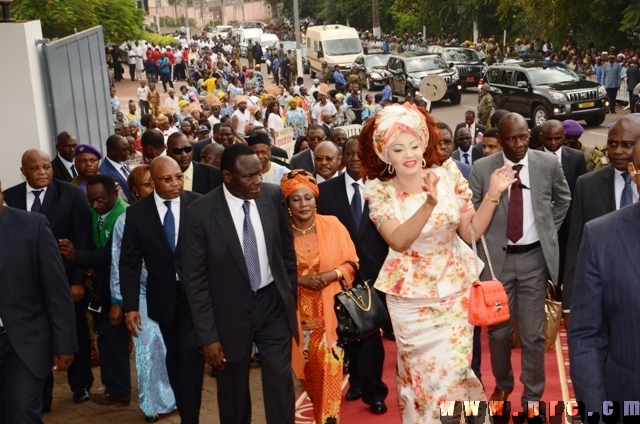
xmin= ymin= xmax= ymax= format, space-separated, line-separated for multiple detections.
xmin=154 ymin=191 xmax=181 ymax=244
xmin=458 ymin=148 xmax=474 ymax=165
xmin=614 ymin=168 xmax=639 ymax=210
xmin=543 ymin=146 xmax=563 ymax=164
xmin=26 ymin=183 xmax=48 ymax=212
xmin=316 ymin=171 xmax=339 ymax=183
xmin=503 ymin=151 xmax=540 ymax=245
xmin=57 ymin=154 xmax=76 ymax=177
xmin=223 ymin=185 xmax=274 ymax=289
xmin=106 ymin=157 xmax=129 ymax=180
xmin=345 ymin=173 xmax=364 ymax=212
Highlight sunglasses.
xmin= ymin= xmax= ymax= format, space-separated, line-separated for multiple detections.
xmin=170 ymin=145 xmax=194 ymax=155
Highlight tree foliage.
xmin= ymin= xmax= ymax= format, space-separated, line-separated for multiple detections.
xmin=12 ymin=0 xmax=145 ymax=44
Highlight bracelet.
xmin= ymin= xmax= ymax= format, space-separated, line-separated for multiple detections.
xmin=334 ymin=268 xmax=343 ymax=281
xmin=485 ymin=193 xmax=500 ymax=205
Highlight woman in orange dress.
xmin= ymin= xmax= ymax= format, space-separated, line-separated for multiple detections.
xmin=281 ymin=170 xmax=359 ymax=424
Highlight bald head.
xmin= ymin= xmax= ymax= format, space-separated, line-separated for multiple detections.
xmin=201 ymin=143 xmax=224 ymax=167
xmin=150 ymin=156 xmax=183 ymax=200
xmin=314 ymin=141 xmax=342 ymax=180
xmin=21 ymin=149 xmax=53 ymax=189
xmin=497 ymin=113 xmax=529 ymax=163
xmin=609 ymin=115 xmax=640 ymax=171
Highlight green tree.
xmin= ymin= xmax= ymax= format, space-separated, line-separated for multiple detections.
xmin=12 ymin=0 xmax=145 ymax=44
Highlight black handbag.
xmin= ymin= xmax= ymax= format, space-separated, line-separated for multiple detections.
xmin=334 ymin=262 xmax=390 ymax=344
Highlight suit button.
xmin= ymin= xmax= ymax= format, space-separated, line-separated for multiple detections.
xmin=502 ymin=247 xmax=506 ymax=251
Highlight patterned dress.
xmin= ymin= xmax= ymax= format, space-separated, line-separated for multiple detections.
xmin=284 ymin=108 xmax=308 ymax=140
xmin=295 ymin=233 xmax=344 ymax=424
xmin=110 ymin=216 xmax=176 ymax=418
xmin=364 ymin=160 xmax=486 ymax=423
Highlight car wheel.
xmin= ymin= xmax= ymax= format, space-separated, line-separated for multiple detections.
xmin=303 ymin=62 xmax=309 ymax=74
xmin=449 ymin=92 xmax=462 ymax=105
xmin=533 ymin=105 xmax=549 ymax=125
xmin=584 ymin=114 xmax=606 ymax=126
xmin=310 ymin=69 xmax=316 ymax=78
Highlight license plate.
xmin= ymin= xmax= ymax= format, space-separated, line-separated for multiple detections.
xmin=578 ymin=102 xmax=595 ymax=109
xmin=466 ymin=76 xmax=475 ymax=82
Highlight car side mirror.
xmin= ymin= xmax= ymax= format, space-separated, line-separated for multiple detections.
xmin=318 ymin=51 xmax=324 ymax=59
xmin=480 ymin=58 xmax=485 ymax=63
xmin=579 ymin=74 xmax=586 ymax=80
xmin=449 ymin=62 xmax=454 ymax=69
xmin=516 ymin=81 xmax=528 ymax=88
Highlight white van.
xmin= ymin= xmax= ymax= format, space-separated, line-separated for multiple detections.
xmin=306 ymin=25 xmax=363 ymax=80
xmin=230 ymin=27 xmax=264 ymax=57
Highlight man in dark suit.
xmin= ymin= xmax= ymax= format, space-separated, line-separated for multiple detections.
xmin=538 ymin=119 xmax=587 ymax=295
xmin=98 ymin=134 xmax=134 ymax=203
xmin=182 ymin=144 xmax=298 ymax=424
xmin=317 ymin=138 xmax=389 ymax=415
xmin=0 ymin=180 xmax=77 ymax=422
xmin=452 ymin=127 xmax=483 ymax=165
xmin=192 ymin=124 xmax=213 ymax=163
xmin=52 ymin=132 xmax=78 ymax=182
xmin=568 ymin=142 xmax=640 ymax=419
xmin=469 ymin=113 xmax=571 ymax=413
xmin=562 ymin=116 xmax=640 ymax=324
xmin=167 ymin=132 xmax=223 ymax=195
xmin=120 ymin=156 xmax=204 ymax=424
xmin=435 ymin=122 xmax=472 ymax=179
xmin=455 ymin=110 xmax=486 ymax=140
xmin=291 ymin=125 xmax=326 ymax=173
xmin=2 ymin=149 xmax=94 ymax=410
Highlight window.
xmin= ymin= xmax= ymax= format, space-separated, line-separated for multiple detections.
xmin=501 ymin=69 xmax=516 ymax=85
xmin=486 ymin=68 xmax=501 ymax=84
xmin=515 ymin=71 xmax=529 ymax=86
xmin=387 ymin=58 xmax=397 ymax=71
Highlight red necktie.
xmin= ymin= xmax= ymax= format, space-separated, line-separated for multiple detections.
xmin=506 ymin=165 xmax=524 ymax=243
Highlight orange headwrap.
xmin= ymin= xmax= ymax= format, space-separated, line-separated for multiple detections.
xmin=280 ymin=169 xmax=319 ymax=198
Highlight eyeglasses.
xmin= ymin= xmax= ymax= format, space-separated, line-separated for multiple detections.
xmin=170 ymin=145 xmax=194 ymax=155
xmin=154 ymin=174 xmax=185 ymax=184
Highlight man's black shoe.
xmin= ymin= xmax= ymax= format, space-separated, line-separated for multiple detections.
xmin=345 ymin=387 xmax=362 ymax=401
xmin=73 ymin=388 xmax=90 ymax=403
xmin=370 ymin=401 xmax=388 ymax=415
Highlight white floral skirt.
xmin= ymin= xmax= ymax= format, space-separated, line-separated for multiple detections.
xmin=387 ymin=291 xmax=486 ymax=424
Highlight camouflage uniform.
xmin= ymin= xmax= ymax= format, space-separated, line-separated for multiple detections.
xmin=584 ymin=144 xmax=608 ymax=172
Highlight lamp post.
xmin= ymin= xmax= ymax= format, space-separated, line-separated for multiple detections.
xmin=293 ymin=0 xmax=303 ymax=80
xmin=0 ymin=0 xmax=14 ymax=22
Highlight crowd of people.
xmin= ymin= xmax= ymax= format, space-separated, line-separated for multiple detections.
xmin=3 ymin=24 xmax=640 ymax=424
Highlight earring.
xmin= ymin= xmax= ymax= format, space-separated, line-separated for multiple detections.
xmin=288 ymin=207 xmax=292 ymax=217
xmin=386 ymin=163 xmax=395 ymax=175
xmin=422 ymin=158 xmax=427 ymax=168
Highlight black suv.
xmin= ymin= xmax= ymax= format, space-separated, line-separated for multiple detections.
xmin=483 ymin=62 xmax=609 ymax=126
xmin=427 ymin=46 xmax=484 ymax=89
xmin=387 ymin=52 xmax=462 ymax=104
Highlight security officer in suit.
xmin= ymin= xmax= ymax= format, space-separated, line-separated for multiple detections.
xmin=317 ymin=137 xmax=389 ymax=415
xmin=52 ymin=132 xmax=78 ymax=182
xmin=166 ymin=133 xmax=223 ymax=195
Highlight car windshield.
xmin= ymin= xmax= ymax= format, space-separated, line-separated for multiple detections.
xmin=241 ymin=22 xmax=262 ymax=29
xmin=405 ymin=56 xmax=447 ymax=73
xmin=261 ymin=40 xmax=278 ymax=48
xmin=324 ymin=39 xmax=362 ymax=56
xmin=527 ymin=66 xmax=580 ymax=85
xmin=443 ymin=49 xmax=479 ymax=62
xmin=364 ymin=55 xmax=390 ymax=67
xmin=281 ymin=42 xmax=297 ymax=51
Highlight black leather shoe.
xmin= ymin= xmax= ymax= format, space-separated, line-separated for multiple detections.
xmin=345 ymin=387 xmax=362 ymax=401
xmin=73 ymin=388 xmax=90 ymax=403
xmin=370 ymin=401 xmax=388 ymax=415
xmin=343 ymin=361 xmax=349 ymax=375
xmin=145 ymin=415 xmax=160 ymax=423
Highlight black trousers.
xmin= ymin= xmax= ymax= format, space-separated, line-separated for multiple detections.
xmin=606 ymin=88 xmax=618 ymax=111
xmin=629 ymin=91 xmax=639 ymax=113
xmin=471 ymin=326 xmax=482 ymax=381
xmin=0 ymin=334 xmax=45 ymax=424
xmin=344 ymin=330 xmax=388 ymax=405
xmin=94 ymin=310 xmax=131 ymax=399
xmin=43 ymin=298 xmax=93 ymax=409
xmin=129 ymin=63 xmax=136 ymax=81
xmin=139 ymin=100 xmax=150 ymax=115
xmin=214 ymin=283 xmax=294 ymax=424
xmin=160 ymin=73 xmax=174 ymax=92
xmin=158 ymin=286 xmax=204 ymax=424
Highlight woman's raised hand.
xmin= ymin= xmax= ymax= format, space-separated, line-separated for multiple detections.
xmin=421 ymin=170 xmax=440 ymax=207
xmin=489 ymin=163 xmax=517 ymax=196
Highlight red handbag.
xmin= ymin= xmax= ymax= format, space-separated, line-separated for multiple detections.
xmin=468 ymin=224 xmax=510 ymax=326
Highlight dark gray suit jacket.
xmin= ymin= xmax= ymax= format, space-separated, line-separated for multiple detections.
xmin=52 ymin=155 xmax=73 ymax=182
xmin=191 ymin=161 xmax=223 ymax=195
xmin=290 ymin=148 xmax=315 ymax=173
xmin=0 ymin=207 xmax=77 ymax=378
xmin=468 ymin=150 xmax=571 ymax=284
xmin=562 ymin=165 xmax=616 ymax=310
xmin=569 ymin=201 xmax=640 ymax=418
xmin=181 ymin=184 xmax=298 ymax=361
xmin=452 ymin=148 xmax=482 ymax=165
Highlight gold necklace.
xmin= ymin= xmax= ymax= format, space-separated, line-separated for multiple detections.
xmin=291 ymin=216 xmax=316 ymax=235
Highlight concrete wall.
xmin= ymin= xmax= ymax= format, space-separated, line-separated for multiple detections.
xmin=148 ymin=0 xmax=273 ymax=29
xmin=0 ymin=21 xmax=53 ymax=189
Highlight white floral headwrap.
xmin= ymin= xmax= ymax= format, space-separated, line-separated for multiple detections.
xmin=372 ymin=102 xmax=429 ymax=164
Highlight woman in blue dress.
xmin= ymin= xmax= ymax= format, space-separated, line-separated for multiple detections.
xmin=110 ymin=165 xmax=176 ymax=423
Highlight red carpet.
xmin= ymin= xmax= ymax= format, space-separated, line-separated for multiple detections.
xmin=295 ymin=326 xmax=574 ymax=423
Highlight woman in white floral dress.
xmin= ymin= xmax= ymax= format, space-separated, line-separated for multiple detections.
xmin=359 ymin=103 xmax=515 ymax=423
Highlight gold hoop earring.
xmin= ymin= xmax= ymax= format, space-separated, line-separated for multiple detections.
xmin=386 ymin=163 xmax=395 ymax=175
xmin=422 ymin=158 xmax=427 ymax=168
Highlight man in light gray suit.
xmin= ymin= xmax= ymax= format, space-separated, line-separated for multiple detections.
xmin=468 ymin=113 xmax=571 ymax=416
